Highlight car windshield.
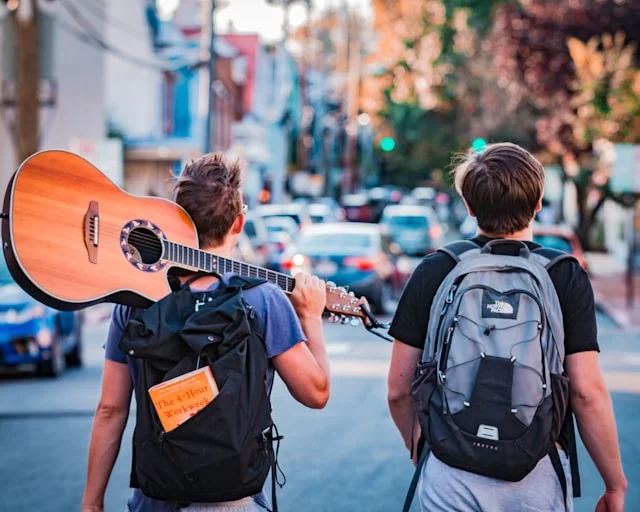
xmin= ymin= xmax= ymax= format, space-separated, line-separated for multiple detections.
xmin=0 ymin=253 xmax=14 ymax=285
xmin=297 ymin=232 xmax=374 ymax=251
xmin=533 ymin=235 xmax=573 ymax=253
xmin=384 ymin=215 xmax=429 ymax=228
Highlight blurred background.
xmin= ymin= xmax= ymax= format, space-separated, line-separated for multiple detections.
xmin=0 ymin=1 xmax=639 ymax=511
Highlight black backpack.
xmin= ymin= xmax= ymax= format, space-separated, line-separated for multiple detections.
xmin=118 ymin=274 xmax=282 ymax=507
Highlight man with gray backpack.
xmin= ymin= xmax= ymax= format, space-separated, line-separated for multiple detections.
xmin=388 ymin=143 xmax=627 ymax=511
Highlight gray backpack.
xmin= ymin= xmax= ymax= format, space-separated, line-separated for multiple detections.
xmin=404 ymin=239 xmax=580 ymax=511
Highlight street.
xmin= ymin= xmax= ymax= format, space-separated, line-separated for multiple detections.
xmin=0 ymin=308 xmax=638 ymax=512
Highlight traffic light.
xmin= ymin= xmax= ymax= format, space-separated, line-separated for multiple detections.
xmin=380 ymin=137 xmax=396 ymax=152
xmin=471 ymin=138 xmax=487 ymax=152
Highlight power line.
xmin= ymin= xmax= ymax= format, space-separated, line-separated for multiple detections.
xmin=57 ymin=0 xmax=204 ymax=72
xmin=73 ymin=0 xmax=156 ymax=46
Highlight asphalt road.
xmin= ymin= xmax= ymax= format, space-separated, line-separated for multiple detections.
xmin=0 ymin=308 xmax=638 ymax=512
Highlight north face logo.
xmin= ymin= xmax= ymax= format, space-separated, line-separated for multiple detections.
xmin=486 ymin=301 xmax=514 ymax=315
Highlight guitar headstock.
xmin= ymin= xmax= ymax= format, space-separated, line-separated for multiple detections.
xmin=324 ymin=281 xmax=365 ymax=326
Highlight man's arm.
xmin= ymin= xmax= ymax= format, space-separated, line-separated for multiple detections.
xmin=565 ymin=351 xmax=627 ymax=509
xmin=273 ymin=273 xmax=330 ymax=409
xmin=388 ymin=340 xmax=422 ymax=460
xmin=82 ymin=360 xmax=133 ymax=512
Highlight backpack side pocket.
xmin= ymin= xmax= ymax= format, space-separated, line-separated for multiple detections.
xmin=412 ymin=359 xmax=438 ymax=443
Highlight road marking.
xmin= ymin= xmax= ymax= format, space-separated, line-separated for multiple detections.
xmin=326 ymin=343 xmax=352 ymax=355
xmin=330 ymin=359 xmax=389 ymax=377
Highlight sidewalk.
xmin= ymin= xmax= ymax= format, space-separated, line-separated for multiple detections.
xmin=586 ymin=252 xmax=640 ymax=329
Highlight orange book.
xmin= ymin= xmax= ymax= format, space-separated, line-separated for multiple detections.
xmin=148 ymin=366 xmax=219 ymax=432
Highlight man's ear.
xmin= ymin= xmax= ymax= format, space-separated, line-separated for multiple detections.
xmin=463 ymin=199 xmax=476 ymax=218
xmin=534 ymin=195 xmax=543 ymax=214
xmin=230 ymin=214 xmax=245 ymax=235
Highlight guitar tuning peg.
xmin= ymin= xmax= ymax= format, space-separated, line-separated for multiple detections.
xmin=338 ymin=287 xmax=347 ymax=298
xmin=327 ymin=281 xmax=336 ymax=290
xmin=328 ymin=313 xmax=339 ymax=324
xmin=340 ymin=315 xmax=350 ymax=325
xmin=350 ymin=317 xmax=361 ymax=327
xmin=348 ymin=291 xmax=355 ymax=297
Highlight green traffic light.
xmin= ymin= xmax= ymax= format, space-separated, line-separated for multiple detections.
xmin=380 ymin=137 xmax=396 ymax=152
xmin=471 ymin=138 xmax=487 ymax=152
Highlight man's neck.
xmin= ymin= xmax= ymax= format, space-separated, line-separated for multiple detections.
xmin=477 ymin=225 xmax=533 ymax=242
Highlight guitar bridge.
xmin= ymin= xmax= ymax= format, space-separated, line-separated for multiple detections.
xmin=84 ymin=200 xmax=99 ymax=264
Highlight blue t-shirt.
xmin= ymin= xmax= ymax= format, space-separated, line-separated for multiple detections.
xmin=104 ymin=274 xmax=306 ymax=512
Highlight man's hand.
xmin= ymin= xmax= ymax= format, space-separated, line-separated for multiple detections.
xmin=355 ymin=296 xmax=372 ymax=326
xmin=81 ymin=505 xmax=104 ymax=512
xmin=595 ymin=489 xmax=626 ymax=512
xmin=291 ymin=272 xmax=326 ymax=320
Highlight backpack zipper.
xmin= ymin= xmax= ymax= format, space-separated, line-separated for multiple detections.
xmin=431 ymin=284 xmax=458 ymax=360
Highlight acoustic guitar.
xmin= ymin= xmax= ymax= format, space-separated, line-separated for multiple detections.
xmin=1 ymin=150 xmax=367 ymax=325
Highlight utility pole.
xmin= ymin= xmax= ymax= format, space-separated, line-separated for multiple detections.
xmin=15 ymin=0 xmax=39 ymax=163
xmin=203 ymin=0 xmax=216 ymax=154
xmin=344 ymin=10 xmax=361 ymax=193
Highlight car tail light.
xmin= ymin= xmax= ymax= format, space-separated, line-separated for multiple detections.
xmin=429 ymin=225 xmax=443 ymax=239
xmin=281 ymin=253 xmax=306 ymax=271
xmin=344 ymin=256 xmax=375 ymax=271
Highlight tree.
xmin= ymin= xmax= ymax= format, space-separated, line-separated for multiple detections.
xmin=371 ymin=0 xmax=640 ymax=247
xmin=491 ymin=0 xmax=640 ymax=247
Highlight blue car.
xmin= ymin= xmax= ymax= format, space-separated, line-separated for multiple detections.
xmin=280 ymin=223 xmax=397 ymax=314
xmin=0 ymin=251 xmax=83 ymax=377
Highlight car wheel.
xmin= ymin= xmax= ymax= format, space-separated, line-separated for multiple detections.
xmin=37 ymin=334 xmax=65 ymax=378
xmin=65 ymin=315 xmax=83 ymax=368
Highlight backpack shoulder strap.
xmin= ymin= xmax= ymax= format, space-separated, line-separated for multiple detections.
xmin=530 ymin=247 xmax=578 ymax=270
xmin=437 ymin=240 xmax=480 ymax=263
xmin=227 ymin=274 xmax=267 ymax=290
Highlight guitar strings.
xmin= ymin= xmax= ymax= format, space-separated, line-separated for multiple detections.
xmin=125 ymin=228 xmax=295 ymax=291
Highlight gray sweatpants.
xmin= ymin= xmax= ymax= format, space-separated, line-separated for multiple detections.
xmin=419 ymin=451 xmax=573 ymax=512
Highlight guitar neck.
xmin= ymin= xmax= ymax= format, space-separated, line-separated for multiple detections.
xmin=162 ymin=240 xmax=295 ymax=293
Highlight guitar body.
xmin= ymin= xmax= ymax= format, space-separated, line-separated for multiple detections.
xmin=2 ymin=150 xmax=199 ymax=310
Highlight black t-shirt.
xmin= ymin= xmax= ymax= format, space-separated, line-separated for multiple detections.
xmin=390 ymin=235 xmax=599 ymax=355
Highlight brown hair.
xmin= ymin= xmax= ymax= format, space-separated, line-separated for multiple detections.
xmin=174 ymin=152 xmax=244 ymax=248
xmin=452 ymin=142 xmax=544 ymax=235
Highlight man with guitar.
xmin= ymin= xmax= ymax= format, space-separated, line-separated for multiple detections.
xmin=81 ymin=153 xmax=333 ymax=512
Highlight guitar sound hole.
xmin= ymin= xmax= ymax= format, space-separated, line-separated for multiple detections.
xmin=128 ymin=228 xmax=163 ymax=264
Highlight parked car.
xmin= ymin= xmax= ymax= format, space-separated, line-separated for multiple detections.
xmin=341 ymin=193 xmax=373 ymax=223
xmin=243 ymin=213 xmax=272 ymax=266
xmin=263 ymin=216 xmax=298 ymax=270
xmin=294 ymin=197 xmax=346 ymax=222
xmin=256 ymin=204 xmax=312 ymax=230
xmin=0 ymin=252 xmax=83 ymax=377
xmin=280 ymin=223 xmax=398 ymax=313
xmin=367 ymin=187 xmax=404 ymax=223
xmin=459 ymin=215 xmax=478 ymax=240
xmin=410 ymin=187 xmax=438 ymax=206
xmin=533 ymin=224 xmax=589 ymax=271
xmin=379 ymin=205 xmax=445 ymax=256
xmin=306 ymin=203 xmax=342 ymax=224
xmin=234 ymin=232 xmax=267 ymax=268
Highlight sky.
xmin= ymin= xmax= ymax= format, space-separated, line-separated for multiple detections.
xmin=215 ymin=0 xmax=372 ymax=42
